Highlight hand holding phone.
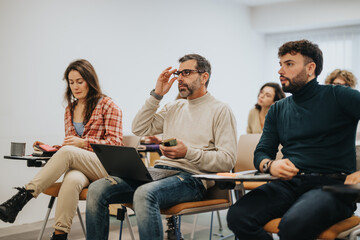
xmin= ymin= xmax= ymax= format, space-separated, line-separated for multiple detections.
xmin=161 ymin=138 xmax=177 ymax=146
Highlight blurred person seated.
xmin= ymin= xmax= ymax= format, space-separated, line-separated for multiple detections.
xmin=247 ymin=82 xmax=285 ymax=134
xmin=325 ymin=69 xmax=357 ymax=88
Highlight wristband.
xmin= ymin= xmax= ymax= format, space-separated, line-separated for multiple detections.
xmin=150 ymin=89 xmax=163 ymax=100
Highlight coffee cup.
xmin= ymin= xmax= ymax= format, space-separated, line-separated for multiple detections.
xmin=11 ymin=142 xmax=26 ymax=156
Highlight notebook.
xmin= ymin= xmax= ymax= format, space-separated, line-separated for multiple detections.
xmin=91 ymin=144 xmax=180 ymax=183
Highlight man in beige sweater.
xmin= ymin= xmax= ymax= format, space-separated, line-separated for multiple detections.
xmin=85 ymin=54 xmax=237 ymax=240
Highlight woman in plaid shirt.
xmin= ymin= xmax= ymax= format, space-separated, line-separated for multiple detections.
xmin=0 ymin=59 xmax=123 ymax=240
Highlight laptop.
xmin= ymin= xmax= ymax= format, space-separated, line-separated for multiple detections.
xmin=91 ymin=144 xmax=180 ymax=183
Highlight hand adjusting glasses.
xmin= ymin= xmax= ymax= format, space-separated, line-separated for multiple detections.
xmin=173 ymin=69 xmax=205 ymax=77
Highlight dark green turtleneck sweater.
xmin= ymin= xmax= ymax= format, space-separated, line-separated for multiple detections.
xmin=254 ymin=79 xmax=360 ymax=174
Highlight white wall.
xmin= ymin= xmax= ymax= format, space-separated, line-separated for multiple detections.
xmin=249 ymin=0 xmax=360 ymax=85
xmin=250 ymin=0 xmax=360 ymax=33
xmin=0 ymin=0 xmax=263 ymax=227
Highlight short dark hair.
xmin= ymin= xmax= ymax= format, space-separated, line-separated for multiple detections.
xmin=278 ymin=39 xmax=323 ymax=77
xmin=179 ymin=54 xmax=211 ymax=87
xmin=255 ymin=82 xmax=286 ymax=110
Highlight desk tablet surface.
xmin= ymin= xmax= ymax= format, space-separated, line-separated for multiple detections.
xmin=323 ymin=184 xmax=360 ymax=194
xmin=192 ymin=172 xmax=277 ymax=182
xmin=4 ymin=155 xmax=51 ymax=161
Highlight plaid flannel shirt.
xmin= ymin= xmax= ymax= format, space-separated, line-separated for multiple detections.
xmin=64 ymin=96 xmax=123 ymax=151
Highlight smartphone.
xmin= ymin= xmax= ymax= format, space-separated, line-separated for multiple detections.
xmin=161 ymin=138 xmax=177 ymax=146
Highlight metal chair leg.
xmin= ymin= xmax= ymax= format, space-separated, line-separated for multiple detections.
xmin=76 ymin=206 xmax=86 ymax=236
xmin=38 ymin=196 xmax=56 ymax=240
xmin=349 ymin=227 xmax=360 ymax=240
xmin=190 ymin=214 xmax=198 ymax=240
xmin=174 ymin=216 xmax=182 ymax=240
xmin=216 ymin=210 xmax=223 ymax=231
xmin=209 ymin=211 xmax=214 ymax=240
xmin=125 ymin=211 xmax=135 ymax=240
xmin=118 ymin=206 xmax=135 ymax=240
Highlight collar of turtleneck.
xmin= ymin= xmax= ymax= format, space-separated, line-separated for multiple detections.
xmin=292 ymin=78 xmax=319 ymax=103
xmin=188 ymin=92 xmax=211 ymax=106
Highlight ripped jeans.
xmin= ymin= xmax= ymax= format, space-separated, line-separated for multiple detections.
xmin=86 ymin=166 xmax=206 ymax=240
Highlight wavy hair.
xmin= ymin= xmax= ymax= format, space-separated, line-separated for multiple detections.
xmin=63 ymin=59 xmax=105 ymax=125
xmin=325 ymin=69 xmax=357 ymax=88
xmin=255 ymin=82 xmax=286 ymax=110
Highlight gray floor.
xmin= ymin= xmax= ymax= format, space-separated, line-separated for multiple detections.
xmin=0 ymin=209 xmax=234 ymax=240
xmin=2 ymin=206 xmax=360 ymax=240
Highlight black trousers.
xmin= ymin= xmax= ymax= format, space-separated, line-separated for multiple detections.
xmin=227 ymin=175 xmax=357 ymax=240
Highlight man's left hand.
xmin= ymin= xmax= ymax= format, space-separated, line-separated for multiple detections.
xmin=345 ymin=171 xmax=360 ymax=184
xmin=160 ymin=139 xmax=187 ymax=159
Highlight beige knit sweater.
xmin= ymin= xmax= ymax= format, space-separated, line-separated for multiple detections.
xmin=132 ymin=93 xmax=237 ymax=188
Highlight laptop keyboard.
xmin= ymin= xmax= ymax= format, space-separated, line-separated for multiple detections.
xmin=147 ymin=168 xmax=180 ymax=180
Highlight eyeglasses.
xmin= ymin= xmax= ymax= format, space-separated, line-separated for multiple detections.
xmin=173 ymin=69 xmax=205 ymax=77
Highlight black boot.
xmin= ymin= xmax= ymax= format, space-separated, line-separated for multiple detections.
xmin=50 ymin=232 xmax=68 ymax=240
xmin=0 ymin=187 xmax=33 ymax=223
xmin=165 ymin=216 xmax=184 ymax=240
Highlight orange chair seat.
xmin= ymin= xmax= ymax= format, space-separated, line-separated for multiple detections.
xmin=121 ymin=199 xmax=229 ymax=215
xmin=43 ymin=182 xmax=88 ymax=200
xmin=264 ymin=216 xmax=360 ymax=239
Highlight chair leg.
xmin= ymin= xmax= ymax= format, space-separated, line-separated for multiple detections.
xmin=349 ymin=227 xmax=360 ymax=240
xmin=125 ymin=211 xmax=135 ymax=240
xmin=216 ymin=210 xmax=223 ymax=231
xmin=117 ymin=206 xmax=135 ymax=240
xmin=209 ymin=211 xmax=214 ymax=240
xmin=118 ymin=206 xmax=126 ymax=240
xmin=190 ymin=214 xmax=198 ymax=240
xmin=38 ymin=196 xmax=56 ymax=240
xmin=173 ymin=216 xmax=182 ymax=240
xmin=76 ymin=206 xmax=86 ymax=237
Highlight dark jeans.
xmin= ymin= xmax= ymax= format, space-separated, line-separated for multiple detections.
xmin=86 ymin=166 xmax=206 ymax=240
xmin=227 ymin=175 xmax=357 ymax=240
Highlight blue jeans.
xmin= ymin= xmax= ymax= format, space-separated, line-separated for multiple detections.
xmin=227 ymin=175 xmax=357 ymax=240
xmin=86 ymin=166 xmax=206 ymax=240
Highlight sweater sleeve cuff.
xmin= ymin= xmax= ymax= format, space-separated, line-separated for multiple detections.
xmin=184 ymin=146 xmax=199 ymax=164
xmin=148 ymin=95 xmax=161 ymax=105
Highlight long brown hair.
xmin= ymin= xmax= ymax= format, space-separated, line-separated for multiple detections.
xmin=63 ymin=59 xmax=105 ymax=125
xmin=255 ymin=82 xmax=285 ymax=110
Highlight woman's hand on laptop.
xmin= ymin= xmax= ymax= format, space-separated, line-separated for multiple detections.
xmin=160 ymin=139 xmax=187 ymax=159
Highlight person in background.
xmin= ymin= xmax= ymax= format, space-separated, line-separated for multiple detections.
xmin=325 ymin=69 xmax=357 ymax=88
xmin=246 ymin=82 xmax=285 ymax=134
xmin=0 ymin=59 xmax=123 ymax=240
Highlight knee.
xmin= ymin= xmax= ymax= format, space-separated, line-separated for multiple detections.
xmin=227 ymin=202 xmax=252 ymax=232
xmin=53 ymin=146 xmax=77 ymax=163
xmin=278 ymin=215 xmax=303 ymax=239
xmin=62 ymin=171 xmax=88 ymax=193
xmin=56 ymin=145 xmax=75 ymax=156
xmin=86 ymin=179 xmax=109 ymax=210
xmin=133 ymin=185 xmax=158 ymax=210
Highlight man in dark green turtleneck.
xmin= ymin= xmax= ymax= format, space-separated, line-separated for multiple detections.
xmin=227 ymin=40 xmax=360 ymax=240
